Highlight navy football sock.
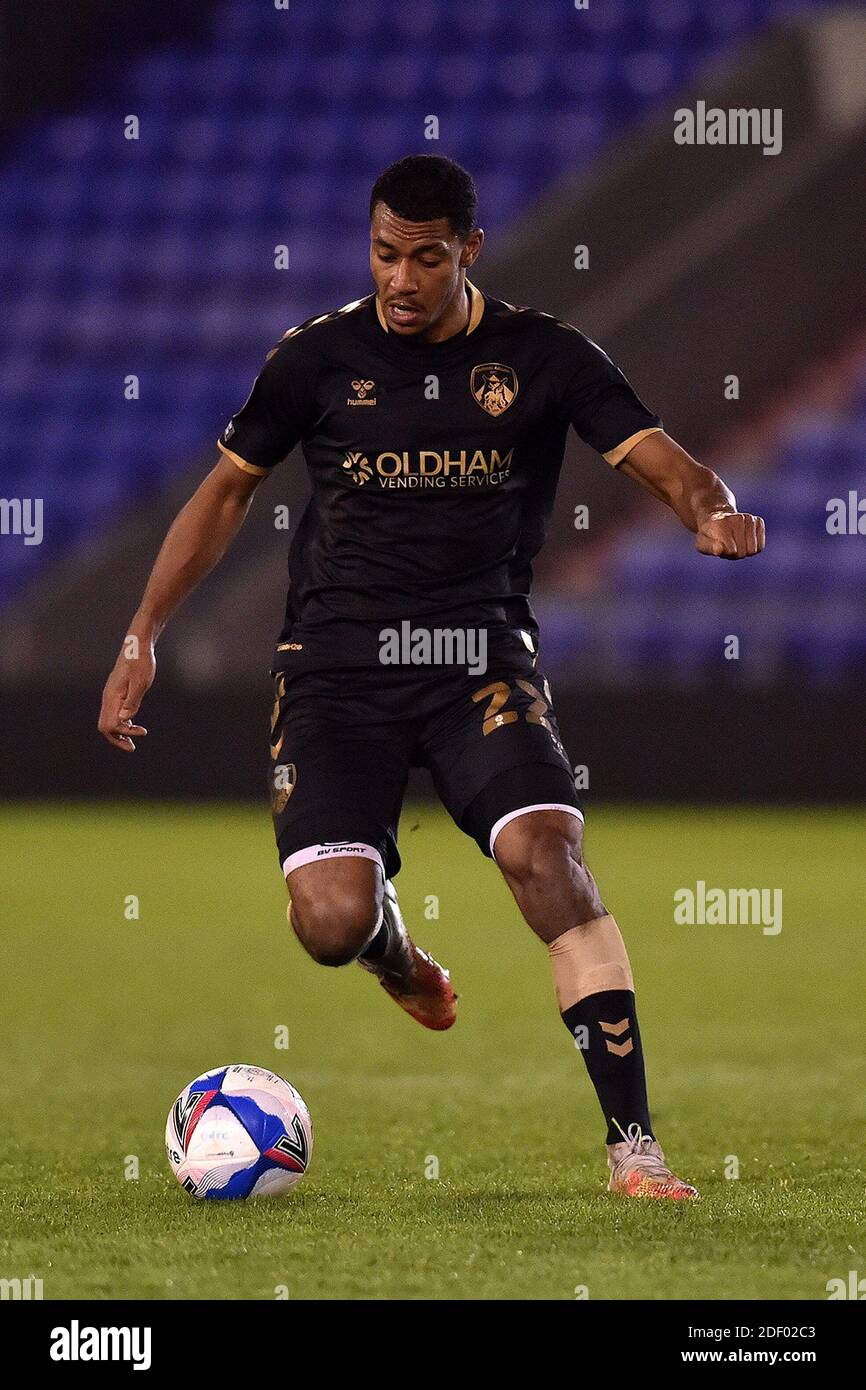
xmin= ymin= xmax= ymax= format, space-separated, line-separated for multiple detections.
xmin=561 ymin=989 xmax=653 ymax=1145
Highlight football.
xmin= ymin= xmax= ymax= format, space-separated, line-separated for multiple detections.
xmin=165 ymin=1063 xmax=312 ymax=1200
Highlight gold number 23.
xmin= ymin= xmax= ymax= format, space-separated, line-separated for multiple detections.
xmin=472 ymin=679 xmax=552 ymax=736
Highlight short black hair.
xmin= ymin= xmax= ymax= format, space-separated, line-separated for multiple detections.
xmin=369 ymin=155 xmax=478 ymax=239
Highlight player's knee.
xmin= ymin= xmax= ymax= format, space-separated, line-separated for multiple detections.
xmin=289 ymin=889 xmax=380 ymax=966
xmin=288 ymin=881 xmax=381 ymax=967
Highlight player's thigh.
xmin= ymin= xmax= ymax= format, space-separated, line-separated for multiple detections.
xmin=268 ymin=669 xmax=411 ymax=885
xmin=424 ymin=664 xmax=582 ymax=855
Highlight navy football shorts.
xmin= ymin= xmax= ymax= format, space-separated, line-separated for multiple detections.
xmin=267 ymin=644 xmax=582 ymax=881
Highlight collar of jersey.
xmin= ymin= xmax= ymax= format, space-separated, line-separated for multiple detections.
xmin=372 ymin=279 xmax=485 ymax=353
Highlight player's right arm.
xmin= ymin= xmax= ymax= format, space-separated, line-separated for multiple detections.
xmin=98 ymin=454 xmax=265 ymax=751
xmin=100 ymin=331 xmax=314 ymax=750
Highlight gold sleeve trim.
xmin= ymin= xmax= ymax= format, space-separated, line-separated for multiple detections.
xmin=217 ymin=441 xmax=271 ymax=476
xmin=603 ymin=426 xmax=662 ymax=467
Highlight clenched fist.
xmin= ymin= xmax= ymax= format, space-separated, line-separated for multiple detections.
xmin=695 ymin=510 xmax=765 ymax=559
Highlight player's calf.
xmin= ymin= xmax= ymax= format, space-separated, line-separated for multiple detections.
xmin=358 ymin=879 xmax=458 ymax=1031
xmin=493 ymin=805 xmax=693 ymax=1195
xmin=493 ymin=809 xmax=604 ymax=942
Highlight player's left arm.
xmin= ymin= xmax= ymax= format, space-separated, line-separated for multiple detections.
xmin=618 ymin=429 xmax=765 ymax=559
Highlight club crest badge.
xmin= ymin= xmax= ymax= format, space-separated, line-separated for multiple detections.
xmin=471 ymin=363 xmax=518 ymax=416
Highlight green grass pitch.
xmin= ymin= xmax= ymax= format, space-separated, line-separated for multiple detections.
xmin=0 ymin=801 xmax=863 ymax=1301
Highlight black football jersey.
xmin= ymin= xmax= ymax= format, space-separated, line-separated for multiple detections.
xmin=218 ymin=281 xmax=661 ymax=669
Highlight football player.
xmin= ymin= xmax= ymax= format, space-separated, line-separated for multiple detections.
xmin=100 ymin=155 xmax=764 ymax=1199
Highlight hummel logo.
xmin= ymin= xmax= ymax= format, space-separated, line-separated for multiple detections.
xmin=348 ymin=378 xmax=376 ymax=406
xmin=600 ymin=1017 xmax=633 ymax=1057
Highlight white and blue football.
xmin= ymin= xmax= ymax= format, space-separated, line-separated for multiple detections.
xmin=165 ymin=1064 xmax=312 ymax=1200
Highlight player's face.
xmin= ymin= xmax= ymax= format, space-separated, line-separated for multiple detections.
xmin=370 ymin=202 xmax=482 ymax=337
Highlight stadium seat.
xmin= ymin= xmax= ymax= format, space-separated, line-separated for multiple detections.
xmin=0 ymin=0 xmax=849 ymax=630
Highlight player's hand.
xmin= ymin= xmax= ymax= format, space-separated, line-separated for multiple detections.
xmin=98 ymin=643 xmax=155 ymax=751
xmin=695 ymin=510 xmax=765 ymax=559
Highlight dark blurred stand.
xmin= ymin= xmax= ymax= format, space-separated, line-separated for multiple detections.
xmin=1 ymin=680 xmax=863 ymax=801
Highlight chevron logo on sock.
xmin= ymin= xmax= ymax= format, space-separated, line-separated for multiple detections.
xmin=600 ymin=1017 xmax=633 ymax=1056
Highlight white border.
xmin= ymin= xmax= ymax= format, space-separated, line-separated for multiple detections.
xmin=282 ymin=841 xmax=384 ymax=877
xmin=489 ymin=803 xmax=584 ymax=859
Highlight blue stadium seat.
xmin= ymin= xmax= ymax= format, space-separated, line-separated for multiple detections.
xmin=0 ymin=0 xmax=851 ymax=622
